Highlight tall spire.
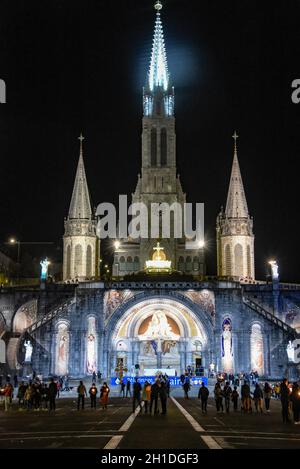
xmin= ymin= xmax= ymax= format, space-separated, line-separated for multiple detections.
xmin=68 ymin=134 xmax=93 ymax=219
xmin=225 ymin=132 xmax=249 ymax=218
xmin=149 ymin=1 xmax=169 ymax=92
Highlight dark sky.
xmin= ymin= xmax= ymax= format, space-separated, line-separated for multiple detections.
xmin=0 ymin=0 xmax=300 ymax=281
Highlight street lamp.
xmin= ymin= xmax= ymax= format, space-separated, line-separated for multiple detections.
xmin=114 ymin=240 xmax=120 ymax=250
xmin=268 ymin=260 xmax=279 ymax=281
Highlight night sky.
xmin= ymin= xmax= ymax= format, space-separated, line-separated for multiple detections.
xmin=0 ymin=0 xmax=300 ymax=281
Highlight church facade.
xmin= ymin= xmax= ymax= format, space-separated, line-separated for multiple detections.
xmin=0 ymin=2 xmax=299 ymax=382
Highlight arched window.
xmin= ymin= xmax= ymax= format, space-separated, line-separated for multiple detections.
xmin=251 ymin=323 xmax=264 ymax=375
xmin=193 ymin=256 xmax=199 ymax=271
xmin=66 ymin=245 xmax=71 ymax=279
xmin=247 ymin=245 xmax=251 ymax=277
xmin=126 ymin=256 xmax=133 ymax=272
xmin=234 ymin=244 xmax=243 ymax=278
xmin=186 ymin=256 xmax=192 ymax=272
xmin=225 ymin=244 xmax=231 ymax=276
xmin=161 ymin=128 xmax=167 ymax=166
xmin=178 ymin=256 xmax=184 ymax=271
xmin=86 ymin=245 xmax=92 ymax=278
xmin=133 ymin=256 xmax=140 ymax=271
xmin=74 ymin=244 xmax=83 ymax=276
xmin=119 ymin=256 xmax=125 ymax=271
xmin=151 ymin=128 xmax=157 ymax=166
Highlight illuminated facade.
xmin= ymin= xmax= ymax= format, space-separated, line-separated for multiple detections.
xmin=0 ymin=2 xmax=299 ymax=382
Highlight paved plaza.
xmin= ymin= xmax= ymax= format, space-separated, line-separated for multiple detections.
xmin=0 ymin=385 xmax=300 ymax=450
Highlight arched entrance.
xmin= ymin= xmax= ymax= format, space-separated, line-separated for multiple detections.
xmin=108 ymin=297 xmax=210 ymax=378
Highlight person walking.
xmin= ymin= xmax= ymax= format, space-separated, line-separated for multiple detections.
xmin=142 ymin=381 xmax=151 ymax=414
xmin=159 ymin=381 xmax=168 ymax=415
xmin=132 ymin=378 xmax=142 ymax=413
xmin=290 ymin=382 xmax=300 ymax=425
xmin=241 ymin=381 xmax=252 ymax=413
xmin=183 ymin=377 xmax=190 ymax=399
xmin=100 ymin=382 xmax=110 ymax=410
xmin=48 ymin=378 xmax=58 ymax=411
xmin=77 ymin=380 xmax=87 ymax=410
xmin=280 ymin=378 xmax=290 ymax=423
xmin=223 ymin=381 xmax=232 ymax=413
xmin=89 ymin=383 xmax=98 ymax=409
xmin=214 ymin=382 xmax=224 ymax=413
xmin=24 ymin=382 xmax=33 ymax=410
xmin=232 ymin=386 xmax=239 ymax=411
xmin=4 ymin=381 xmax=13 ymax=412
xmin=263 ymin=382 xmax=272 ymax=413
xmin=150 ymin=379 xmax=160 ymax=415
xmin=126 ymin=379 xmax=131 ymax=397
xmin=13 ymin=374 xmax=18 ymax=389
xmin=198 ymin=382 xmax=209 ymax=414
xmin=253 ymin=383 xmax=263 ymax=413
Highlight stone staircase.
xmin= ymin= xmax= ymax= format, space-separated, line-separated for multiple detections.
xmin=243 ymin=296 xmax=298 ymax=338
xmin=25 ymin=296 xmax=76 ymax=336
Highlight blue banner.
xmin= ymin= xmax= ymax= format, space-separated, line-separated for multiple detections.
xmin=110 ymin=376 xmax=208 ymax=386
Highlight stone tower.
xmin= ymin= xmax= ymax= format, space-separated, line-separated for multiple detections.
xmin=63 ymin=135 xmax=98 ymax=281
xmin=216 ymin=132 xmax=255 ymax=280
xmin=113 ymin=1 xmax=205 ymax=277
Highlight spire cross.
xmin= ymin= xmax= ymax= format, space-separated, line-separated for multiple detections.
xmin=154 ymin=1 xmax=163 ymax=11
xmin=78 ymin=133 xmax=84 ymax=155
xmin=232 ymin=131 xmax=238 ymax=153
xmin=153 ymin=242 xmax=164 ymax=255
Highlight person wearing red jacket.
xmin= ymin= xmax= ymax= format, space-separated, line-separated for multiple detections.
xmin=4 ymin=382 xmax=13 ymax=411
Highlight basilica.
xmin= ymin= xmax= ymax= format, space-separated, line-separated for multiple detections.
xmin=0 ymin=2 xmax=299 ymax=383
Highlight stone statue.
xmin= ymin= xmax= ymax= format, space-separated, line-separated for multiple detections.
xmin=40 ymin=258 xmax=50 ymax=280
xmin=24 ymin=340 xmax=33 ymax=363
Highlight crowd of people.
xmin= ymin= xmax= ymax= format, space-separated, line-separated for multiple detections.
xmin=1 ymin=373 xmax=299 ymax=425
xmin=195 ymin=378 xmax=300 ymax=424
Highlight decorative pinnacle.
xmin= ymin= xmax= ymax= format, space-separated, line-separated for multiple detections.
xmin=154 ymin=1 xmax=163 ymax=11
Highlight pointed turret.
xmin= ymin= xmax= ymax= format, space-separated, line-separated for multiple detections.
xmin=63 ymin=134 xmax=98 ymax=282
xmin=216 ymin=132 xmax=255 ymax=280
xmin=68 ymin=134 xmax=92 ymax=220
xmin=225 ymin=132 xmax=249 ymax=218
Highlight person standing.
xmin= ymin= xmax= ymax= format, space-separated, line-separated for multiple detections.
xmin=150 ymin=379 xmax=160 ymax=415
xmin=100 ymin=382 xmax=110 ymax=410
xmin=183 ymin=377 xmax=190 ymax=399
xmin=159 ymin=381 xmax=168 ymax=415
xmin=132 ymin=378 xmax=142 ymax=413
xmin=198 ymin=382 xmax=209 ymax=414
xmin=126 ymin=379 xmax=131 ymax=397
xmin=77 ymin=380 xmax=87 ymax=410
xmin=214 ymin=382 xmax=223 ymax=413
xmin=92 ymin=371 xmax=97 ymax=383
xmin=13 ymin=374 xmax=18 ymax=389
xmin=241 ymin=381 xmax=251 ymax=413
xmin=120 ymin=378 xmax=126 ymax=398
xmin=89 ymin=383 xmax=98 ymax=409
xmin=142 ymin=381 xmax=151 ymax=414
xmin=48 ymin=378 xmax=58 ymax=411
xmin=253 ymin=383 xmax=263 ymax=413
xmin=290 ymin=382 xmax=300 ymax=425
xmin=280 ymin=378 xmax=290 ymax=423
xmin=4 ymin=382 xmax=13 ymax=411
xmin=263 ymin=382 xmax=272 ymax=413
xmin=232 ymin=386 xmax=239 ymax=411
xmin=17 ymin=381 xmax=27 ymax=409
xmin=223 ymin=381 xmax=232 ymax=413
